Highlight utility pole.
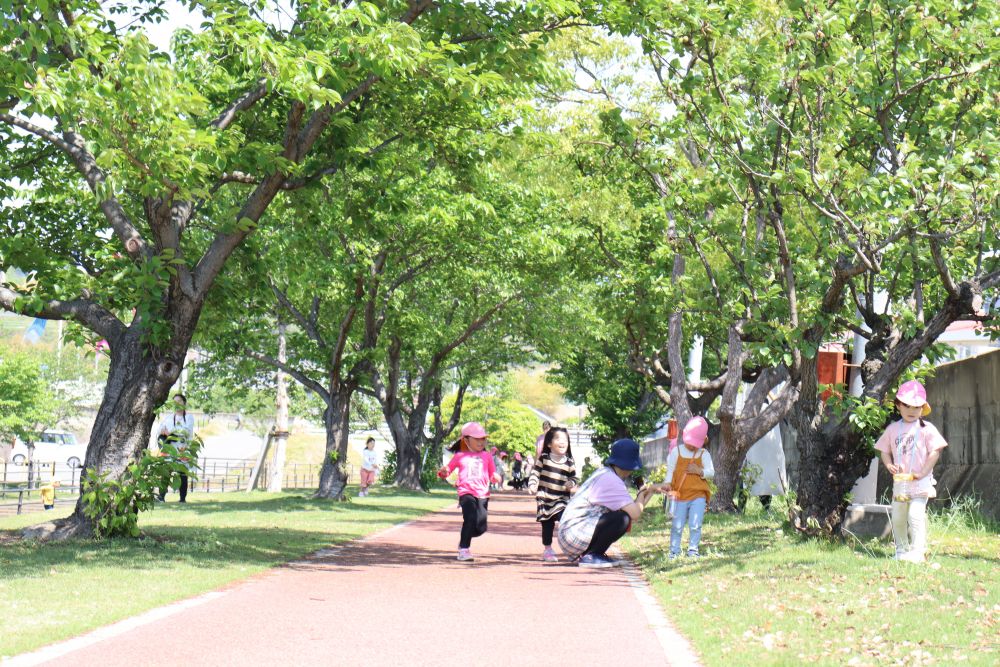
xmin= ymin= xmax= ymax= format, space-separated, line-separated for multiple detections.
xmin=269 ymin=321 xmax=289 ymax=492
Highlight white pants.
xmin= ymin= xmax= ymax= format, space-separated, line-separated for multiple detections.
xmin=890 ymin=497 xmax=928 ymax=558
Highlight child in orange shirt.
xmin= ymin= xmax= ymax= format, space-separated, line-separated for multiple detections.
xmin=662 ymin=417 xmax=713 ymax=559
xmin=39 ymin=480 xmax=60 ymax=510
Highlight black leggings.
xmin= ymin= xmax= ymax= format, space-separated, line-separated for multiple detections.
xmin=584 ymin=510 xmax=630 ymax=557
xmin=159 ymin=474 xmax=188 ymax=502
xmin=459 ymin=495 xmax=489 ymax=548
xmin=540 ymin=511 xmax=564 ymax=546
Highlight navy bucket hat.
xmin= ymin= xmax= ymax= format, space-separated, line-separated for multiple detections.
xmin=605 ymin=438 xmax=643 ymax=471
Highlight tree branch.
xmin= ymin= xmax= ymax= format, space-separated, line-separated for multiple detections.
xmin=0 ymin=285 xmax=125 ymax=342
xmin=211 ymin=79 xmax=269 ymax=131
xmin=0 ymin=113 xmax=148 ymax=261
xmin=243 ymin=349 xmax=329 ymax=402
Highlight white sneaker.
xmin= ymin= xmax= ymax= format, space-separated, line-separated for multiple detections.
xmin=899 ymin=551 xmax=926 ymax=563
xmin=457 ymin=548 xmax=474 ymax=561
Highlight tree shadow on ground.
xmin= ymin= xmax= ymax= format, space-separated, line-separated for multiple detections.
xmin=281 ymin=539 xmax=637 ymax=586
xmin=0 ymin=525 xmax=360 ymax=579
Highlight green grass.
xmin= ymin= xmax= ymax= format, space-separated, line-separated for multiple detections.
xmin=623 ymin=497 xmax=1000 ymax=666
xmin=0 ymin=488 xmax=453 ymax=658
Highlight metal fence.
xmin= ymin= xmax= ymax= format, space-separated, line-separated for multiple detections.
xmin=0 ymin=458 xmax=359 ymax=515
xmin=0 ymin=460 xmax=84 ymax=515
xmin=191 ymin=458 xmax=357 ymax=493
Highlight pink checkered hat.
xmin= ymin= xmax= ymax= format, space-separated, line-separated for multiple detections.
xmin=682 ymin=416 xmax=709 ymax=448
xmin=461 ymin=422 xmax=489 ymax=439
xmin=895 ymin=380 xmax=931 ymax=416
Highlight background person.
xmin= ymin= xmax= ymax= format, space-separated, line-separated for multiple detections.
xmin=534 ymin=420 xmax=552 ymax=460
xmin=359 ymin=437 xmax=378 ymax=497
xmin=157 ymin=393 xmax=195 ymax=503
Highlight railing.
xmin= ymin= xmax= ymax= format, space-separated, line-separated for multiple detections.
xmin=0 ymin=460 xmax=83 ymax=516
xmin=192 ymin=458 xmax=357 ymax=493
xmin=0 ymin=457 xmax=360 ymax=516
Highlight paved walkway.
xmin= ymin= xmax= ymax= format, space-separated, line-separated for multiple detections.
xmin=9 ymin=494 xmax=701 ymax=667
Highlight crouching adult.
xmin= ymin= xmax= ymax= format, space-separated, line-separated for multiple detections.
xmin=557 ymin=438 xmax=658 ymax=568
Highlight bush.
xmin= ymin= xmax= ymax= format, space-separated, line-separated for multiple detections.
xmin=82 ymin=434 xmax=202 ymax=538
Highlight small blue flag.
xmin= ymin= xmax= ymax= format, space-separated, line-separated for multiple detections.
xmin=23 ymin=318 xmax=47 ymax=344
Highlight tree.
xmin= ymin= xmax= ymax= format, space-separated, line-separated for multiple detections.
xmin=553 ymin=2 xmax=998 ymax=529
xmin=362 ymin=161 xmax=578 ymax=489
xmin=440 ymin=391 xmax=541 ymax=456
xmin=0 ymin=350 xmax=57 ymax=443
xmin=549 ymin=332 xmax=662 ymax=456
xmin=0 ymin=0 xmax=595 ymax=534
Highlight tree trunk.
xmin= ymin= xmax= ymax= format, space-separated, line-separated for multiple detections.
xmin=707 ymin=430 xmax=742 ymax=513
xmin=789 ymin=282 xmax=984 ymax=535
xmin=791 ymin=419 xmax=874 ymax=534
xmin=387 ymin=410 xmax=423 ymax=491
xmin=315 ymin=392 xmax=352 ymax=499
xmin=37 ymin=326 xmax=186 ymax=539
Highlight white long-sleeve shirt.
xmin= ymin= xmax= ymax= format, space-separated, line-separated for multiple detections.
xmin=665 ymin=445 xmax=714 ymax=481
xmin=361 ymin=449 xmax=379 ymax=471
xmin=158 ymin=412 xmax=195 ymax=442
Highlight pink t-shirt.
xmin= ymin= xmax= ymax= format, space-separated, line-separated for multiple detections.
xmin=874 ymin=420 xmax=948 ymax=475
xmin=586 ymin=468 xmax=635 ymax=511
xmin=445 ymin=451 xmax=496 ymax=499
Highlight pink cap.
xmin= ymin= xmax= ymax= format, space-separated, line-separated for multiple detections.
xmin=462 ymin=422 xmax=488 ymax=439
xmin=896 ymin=380 xmax=931 ymax=415
xmin=682 ymin=417 xmax=709 ymax=448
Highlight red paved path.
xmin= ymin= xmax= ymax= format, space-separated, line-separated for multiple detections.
xmin=14 ymin=494 xmax=699 ymax=667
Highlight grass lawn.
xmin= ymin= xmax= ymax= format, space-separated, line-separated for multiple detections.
xmin=0 ymin=488 xmax=453 ymax=658
xmin=623 ymin=497 xmax=1000 ymax=666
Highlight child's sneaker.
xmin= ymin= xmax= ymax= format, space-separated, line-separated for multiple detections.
xmin=686 ymin=550 xmax=700 ymax=558
xmin=578 ymin=553 xmax=615 ymax=568
xmin=898 ymin=551 xmax=925 ymax=563
xmin=457 ymin=548 xmax=474 ymax=561
xmin=542 ymin=547 xmax=558 ymax=562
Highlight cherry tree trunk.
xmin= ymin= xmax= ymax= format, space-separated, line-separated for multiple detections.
xmin=707 ymin=438 xmax=743 ymax=513
xmin=315 ymin=392 xmax=352 ymax=500
xmin=38 ymin=326 xmax=187 ymax=539
xmin=385 ymin=411 xmax=424 ymax=491
xmin=791 ymin=418 xmax=877 ymax=535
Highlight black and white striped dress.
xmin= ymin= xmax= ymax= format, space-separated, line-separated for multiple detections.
xmin=528 ymin=453 xmax=577 ymax=522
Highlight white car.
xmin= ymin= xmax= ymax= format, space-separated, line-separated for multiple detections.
xmin=9 ymin=431 xmax=86 ymax=468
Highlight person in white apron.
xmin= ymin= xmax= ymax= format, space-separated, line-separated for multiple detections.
xmin=157 ymin=394 xmax=196 ymax=503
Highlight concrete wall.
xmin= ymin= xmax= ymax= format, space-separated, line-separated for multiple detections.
xmin=919 ymin=349 xmax=1000 ymax=520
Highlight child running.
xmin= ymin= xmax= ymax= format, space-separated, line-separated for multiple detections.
xmin=528 ymin=426 xmax=577 ymax=562
xmin=437 ymin=422 xmax=500 ymax=561
xmin=875 ymin=380 xmax=948 ymax=563
xmin=359 ymin=437 xmax=378 ymax=497
xmin=662 ymin=416 xmax=714 ymax=559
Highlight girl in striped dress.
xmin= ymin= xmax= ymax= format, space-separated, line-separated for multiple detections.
xmin=528 ymin=426 xmax=577 ymax=562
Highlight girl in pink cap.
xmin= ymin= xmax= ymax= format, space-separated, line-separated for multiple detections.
xmin=661 ymin=416 xmax=714 ymax=559
xmin=874 ymin=380 xmax=948 ymax=563
xmin=437 ymin=422 xmax=501 ymax=561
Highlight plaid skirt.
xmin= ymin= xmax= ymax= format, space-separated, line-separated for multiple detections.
xmin=557 ymin=501 xmax=609 ymax=560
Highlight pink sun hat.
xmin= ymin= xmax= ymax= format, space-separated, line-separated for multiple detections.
xmin=896 ymin=380 xmax=932 ymax=416
xmin=461 ymin=422 xmax=489 ymax=439
xmin=682 ymin=416 xmax=709 ymax=448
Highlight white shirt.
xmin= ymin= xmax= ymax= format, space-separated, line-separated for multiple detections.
xmin=159 ymin=412 xmax=195 ymax=442
xmin=665 ymin=445 xmax=715 ymax=481
xmin=361 ymin=449 xmax=378 ymax=471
